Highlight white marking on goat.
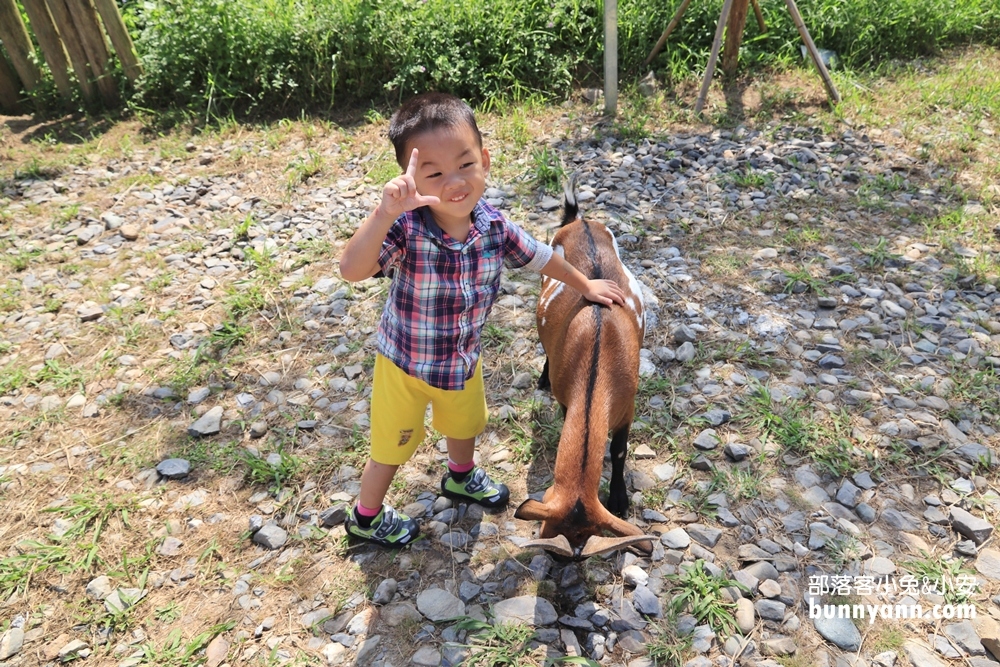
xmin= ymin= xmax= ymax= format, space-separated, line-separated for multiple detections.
xmin=539 ymin=280 xmax=566 ymax=315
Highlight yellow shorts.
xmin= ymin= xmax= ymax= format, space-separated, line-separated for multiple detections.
xmin=370 ymin=354 xmax=489 ymax=466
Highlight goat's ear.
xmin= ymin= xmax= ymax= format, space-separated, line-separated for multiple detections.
xmin=514 ymin=499 xmax=552 ymax=521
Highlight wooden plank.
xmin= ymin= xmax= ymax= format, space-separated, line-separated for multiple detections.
xmin=0 ymin=0 xmax=42 ymax=91
xmin=45 ymin=0 xmax=97 ymax=105
xmin=784 ymin=0 xmax=841 ymax=104
xmin=21 ymin=0 xmax=74 ymax=99
xmin=63 ymin=0 xmax=118 ymax=106
xmin=695 ymin=0 xmax=735 ymax=114
xmin=604 ymin=0 xmax=617 ymax=116
xmin=721 ymin=0 xmax=750 ymax=78
xmin=644 ymin=0 xmax=693 ymax=66
xmin=0 ymin=50 xmax=23 ymax=113
xmin=92 ymin=0 xmax=141 ymax=83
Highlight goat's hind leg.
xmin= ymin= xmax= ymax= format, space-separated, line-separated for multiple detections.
xmin=538 ymin=357 xmax=551 ymax=390
xmin=605 ymin=424 xmax=631 ymax=517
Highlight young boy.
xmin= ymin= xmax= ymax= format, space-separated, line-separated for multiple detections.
xmin=338 ymin=92 xmax=624 ymax=547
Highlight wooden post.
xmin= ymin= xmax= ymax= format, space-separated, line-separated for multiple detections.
xmin=0 ymin=0 xmax=42 ymax=91
xmin=20 ymin=0 xmax=74 ymax=100
xmin=750 ymin=0 xmax=767 ymax=33
xmin=721 ymin=0 xmax=750 ymax=78
xmin=784 ymin=0 xmax=841 ymax=104
xmin=63 ymin=0 xmax=119 ymax=106
xmin=604 ymin=0 xmax=617 ymax=116
xmin=694 ymin=0 xmax=735 ymax=114
xmin=91 ymin=0 xmax=141 ymax=83
xmin=45 ymin=0 xmax=97 ymax=105
xmin=0 ymin=51 xmax=23 ymax=113
xmin=644 ymin=0 xmax=692 ymax=66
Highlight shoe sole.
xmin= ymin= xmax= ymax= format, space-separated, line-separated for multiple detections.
xmin=441 ymin=487 xmax=510 ymax=510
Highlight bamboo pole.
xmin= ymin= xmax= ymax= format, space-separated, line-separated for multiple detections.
xmin=91 ymin=0 xmax=141 ymax=83
xmin=644 ymin=0 xmax=693 ymax=66
xmin=694 ymin=0 xmax=735 ymax=114
xmin=63 ymin=0 xmax=118 ymax=106
xmin=604 ymin=0 xmax=617 ymax=116
xmin=721 ymin=0 xmax=750 ymax=78
xmin=45 ymin=0 xmax=97 ymax=105
xmin=0 ymin=0 xmax=42 ymax=91
xmin=750 ymin=0 xmax=767 ymax=33
xmin=0 ymin=50 xmax=23 ymax=113
xmin=20 ymin=0 xmax=74 ymax=100
xmin=784 ymin=0 xmax=840 ymax=104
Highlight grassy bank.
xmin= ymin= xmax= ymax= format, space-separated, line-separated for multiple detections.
xmin=121 ymin=0 xmax=998 ymax=116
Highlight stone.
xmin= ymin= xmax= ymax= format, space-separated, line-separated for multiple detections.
xmin=156 ymin=458 xmax=191 ymax=479
xmin=902 ymin=640 xmax=949 ymax=667
xmin=252 ymin=524 xmax=287 ymax=550
xmin=686 ymin=524 xmax=722 ymax=548
xmin=188 ymin=406 xmax=223 ymax=437
xmin=943 ymin=620 xmax=985 ymax=655
xmin=735 ymin=598 xmax=755 ymax=634
xmin=416 ymin=588 xmax=465 ymax=621
xmin=950 ymin=507 xmax=994 ymax=544
xmin=754 ymin=599 xmax=786 ymax=621
xmin=0 ymin=628 xmax=24 ymax=660
xmin=661 ymin=528 xmax=691 ymax=549
xmin=492 ymin=595 xmax=557 ymax=626
xmin=975 ymin=548 xmax=1000 ymax=581
xmin=813 ymin=614 xmax=862 ymax=651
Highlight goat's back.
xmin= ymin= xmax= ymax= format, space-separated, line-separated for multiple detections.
xmin=537 ymin=218 xmax=645 ymax=424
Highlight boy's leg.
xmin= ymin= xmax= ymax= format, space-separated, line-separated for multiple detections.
xmin=433 ymin=359 xmax=509 ymax=509
xmin=345 ymin=355 xmax=429 ymax=547
xmin=358 ymin=459 xmax=400 ymax=511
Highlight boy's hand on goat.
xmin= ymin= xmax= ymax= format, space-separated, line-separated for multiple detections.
xmin=378 ymin=148 xmax=441 ymax=219
xmin=582 ymin=278 xmax=625 ymax=306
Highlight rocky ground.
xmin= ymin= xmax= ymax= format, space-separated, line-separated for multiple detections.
xmin=2 ymin=52 xmax=1000 ymax=667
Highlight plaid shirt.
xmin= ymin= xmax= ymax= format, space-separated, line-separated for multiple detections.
xmin=376 ymin=200 xmax=553 ymax=390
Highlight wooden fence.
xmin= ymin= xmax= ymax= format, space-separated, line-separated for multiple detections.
xmin=0 ymin=0 xmax=140 ymax=113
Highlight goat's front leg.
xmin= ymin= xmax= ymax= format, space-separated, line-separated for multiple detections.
xmin=606 ymin=424 xmax=630 ymax=517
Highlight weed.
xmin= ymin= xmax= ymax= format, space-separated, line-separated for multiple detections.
xmin=781 ymin=264 xmax=827 ymax=295
xmin=825 ymin=534 xmax=864 ymax=568
xmin=453 ymin=616 xmax=539 ymax=667
xmin=46 ymin=491 xmax=139 ymax=570
xmin=136 ymin=621 xmax=236 ymax=667
xmin=482 ymin=323 xmax=514 ymax=354
xmin=147 ymin=271 xmax=175 ymax=293
xmin=244 ymin=447 xmax=301 ymax=494
xmin=31 ymin=359 xmax=86 ymax=393
xmin=285 ymin=149 xmax=324 ymax=190
xmin=154 ymin=601 xmax=182 ymax=622
xmin=853 ymin=236 xmax=902 ymax=269
xmin=900 ymin=554 xmax=978 ymax=604
xmin=210 ymin=321 xmax=251 ymax=350
xmin=728 ymin=170 xmax=774 ymax=189
xmin=668 ymin=560 xmax=747 ymax=636
xmin=233 ymin=213 xmax=255 ymax=241
xmin=530 ymin=145 xmax=565 ymax=193
xmin=647 ymin=613 xmax=693 ymax=667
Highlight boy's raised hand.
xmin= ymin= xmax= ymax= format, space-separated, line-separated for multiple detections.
xmin=378 ymin=148 xmax=440 ymax=219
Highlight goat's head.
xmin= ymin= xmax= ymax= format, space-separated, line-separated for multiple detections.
xmin=515 ymin=493 xmax=654 ymax=560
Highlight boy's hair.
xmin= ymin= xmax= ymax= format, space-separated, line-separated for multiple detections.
xmin=388 ymin=93 xmax=482 ymax=167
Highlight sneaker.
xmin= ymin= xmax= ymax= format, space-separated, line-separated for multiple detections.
xmin=441 ymin=466 xmax=510 ymax=509
xmin=344 ymin=505 xmax=420 ymax=547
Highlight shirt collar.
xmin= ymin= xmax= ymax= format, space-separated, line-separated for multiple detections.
xmin=413 ymin=200 xmax=494 ymax=245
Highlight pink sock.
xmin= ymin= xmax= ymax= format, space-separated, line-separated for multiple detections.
xmin=356 ymin=502 xmax=381 ymax=517
xmin=448 ymin=459 xmax=475 ymax=474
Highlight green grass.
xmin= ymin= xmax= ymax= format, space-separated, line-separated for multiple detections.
xmin=900 ymin=554 xmax=978 ymax=604
xmin=452 ymin=616 xmax=541 ymax=667
xmin=530 ymin=145 xmax=565 ymax=193
xmin=667 ymin=559 xmax=747 ymax=637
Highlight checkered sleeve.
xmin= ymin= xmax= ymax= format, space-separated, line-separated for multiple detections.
xmin=376 ymin=216 xmax=407 ymax=277
xmin=502 ymin=218 xmax=552 ymax=272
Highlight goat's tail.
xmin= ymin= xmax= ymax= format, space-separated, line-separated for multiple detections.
xmin=561 ymin=173 xmax=579 ymax=227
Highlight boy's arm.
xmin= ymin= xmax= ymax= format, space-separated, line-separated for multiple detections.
xmin=539 ymin=253 xmax=625 ymax=306
xmin=339 ymin=148 xmax=440 ymax=282
xmin=338 ymin=206 xmax=397 ymax=281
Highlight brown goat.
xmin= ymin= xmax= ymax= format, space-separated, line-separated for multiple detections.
xmin=514 ymin=178 xmax=654 ymax=559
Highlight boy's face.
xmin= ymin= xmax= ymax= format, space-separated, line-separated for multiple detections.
xmin=404 ymin=123 xmax=490 ymax=230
